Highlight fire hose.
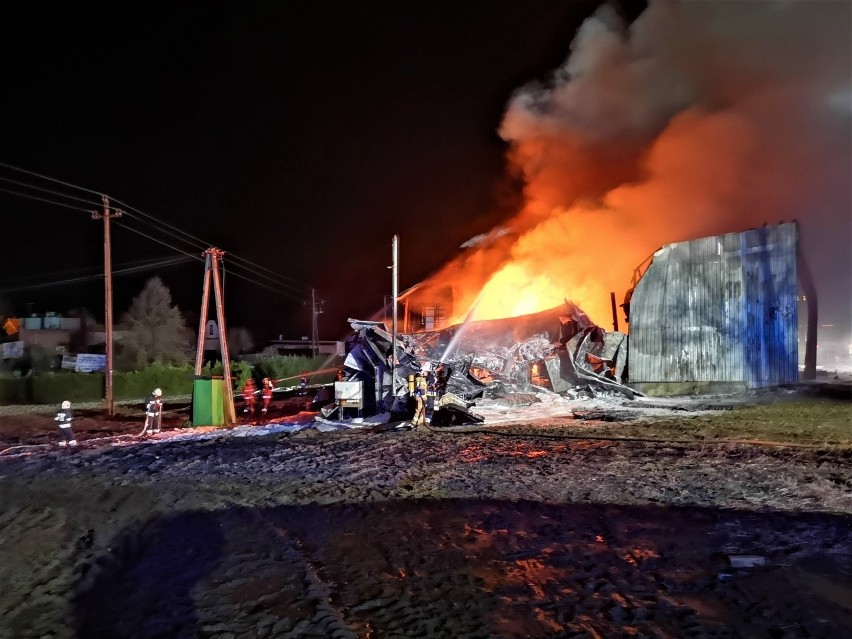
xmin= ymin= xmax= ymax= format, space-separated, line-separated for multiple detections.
xmin=417 ymin=423 xmax=849 ymax=450
xmin=0 ymin=406 xmax=190 ymax=456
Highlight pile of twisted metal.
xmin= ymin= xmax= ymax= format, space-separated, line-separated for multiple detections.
xmin=334 ymin=301 xmax=637 ymax=425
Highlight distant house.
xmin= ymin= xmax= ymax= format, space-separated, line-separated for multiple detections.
xmin=4 ymin=312 xmax=119 ymax=354
xmin=396 ymin=283 xmax=454 ymax=333
xmin=203 ymin=319 xmax=221 ymax=351
xmin=15 ymin=314 xmax=82 ymax=351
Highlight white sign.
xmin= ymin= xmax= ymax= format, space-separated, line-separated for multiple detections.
xmin=334 ymin=381 xmax=363 ymax=401
xmin=61 ymin=355 xmax=77 ymax=370
xmin=1 ymin=340 xmax=24 ymax=359
xmin=74 ymin=353 xmax=106 ymax=373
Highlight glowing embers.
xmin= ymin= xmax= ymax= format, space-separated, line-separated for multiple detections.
xmin=585 ymin=353 xmax=616 ymax=378
xmin=469 ymin=366 xmax=494 ymax=384
xmin=403 ymin=301 xmax=635 ymax=401
xmin=458 ymin=438 xmax=559 ymax=463
xmin=530 ymin=361 xmax=551 ymax=388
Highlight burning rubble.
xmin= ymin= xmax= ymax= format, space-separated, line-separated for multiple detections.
xmin=333 ymin=300 xmax=635 ymax=424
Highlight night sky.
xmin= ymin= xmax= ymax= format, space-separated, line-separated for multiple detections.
xmin=3 ymin=1 xmax=849 ymax=354
xmin=1 ymin=2 xmax=647 ymax=343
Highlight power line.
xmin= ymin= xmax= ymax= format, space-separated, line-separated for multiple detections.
xmin=114 ymin=198 xmax=311 ymax=293
xmin=113 ymin=204 xmax=312 ymax=295
xmin=0 ymin=186 xmax=92 ymax=213
xmin=0 ymin=161 xmax=103 ymax=197
xmin=213 ymin=261 xmax=309 ymax=302
xmin=0 ymin=255 xmax=194 ymax=295
xmin=1 ymin=191 xmax=306 ymax=302
xmin=111 ymin=198 xmax=208 ymax=251
xmin=114 ymin=220 xmax=206 ymax=263
xmin=115 ymin=220 xmax=305 ymax=301
xmin=1 ymin=162 xmax=316 ymax=300
xmin=0 ymin=255 xmax=192 ymax=286
xmin=0 ymin=163 xmax=311 ymax=294
xmin=0 ymin=175 xmax=102 ymax=208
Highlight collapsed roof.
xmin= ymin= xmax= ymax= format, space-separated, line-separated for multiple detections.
xmin=341 ymin=301 xmax=637 ymax=418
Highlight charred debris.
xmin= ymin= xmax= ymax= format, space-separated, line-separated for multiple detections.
xmin=328 ymin=301 xmax=638 ymax=426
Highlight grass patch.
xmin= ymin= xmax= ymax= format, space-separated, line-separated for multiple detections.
xmin=680 ymin=398 xmax=849 ymax=443
xmin=500 ymin=396 xmax=852 ymax=448
xmin=643 ymin=397 xmax=852 ymax=446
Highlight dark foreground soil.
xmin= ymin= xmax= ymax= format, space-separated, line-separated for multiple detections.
xmin=1 ymin=397 xmax=851 ymax=638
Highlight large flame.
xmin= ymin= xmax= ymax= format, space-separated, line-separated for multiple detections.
xmin=452 ymin=203 xmax=623 ymax=326
xmin=428 ymin=2 xmax=850 ymax=333
xmin=471 ymin=265 xmax=564 ymax=322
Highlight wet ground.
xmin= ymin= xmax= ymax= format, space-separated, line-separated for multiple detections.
xmin=1 ymin=392 xmax=850 ymax=638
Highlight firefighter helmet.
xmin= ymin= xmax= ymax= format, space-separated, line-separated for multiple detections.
xmin=61 ymin=400 xmax=71 ymax=409
xmin=153 ymin=388 xmax=162 ymax=397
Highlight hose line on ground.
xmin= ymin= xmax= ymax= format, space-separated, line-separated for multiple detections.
xmin=420 ymin=424 xmax=849 ymax=450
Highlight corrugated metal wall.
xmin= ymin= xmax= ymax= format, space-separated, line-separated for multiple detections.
xmin=629 ymin=223 xmax=798 ymax=388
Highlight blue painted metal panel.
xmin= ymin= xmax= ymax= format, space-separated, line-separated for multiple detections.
xmin=629 ymin=223 xmax=798 ymax=388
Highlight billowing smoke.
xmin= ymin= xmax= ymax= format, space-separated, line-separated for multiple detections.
xmin=426 ymin=1 xmax=851 ymax=337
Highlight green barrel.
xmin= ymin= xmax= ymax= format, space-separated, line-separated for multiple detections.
xmin=192 ymin=375 xmax=225 ymax=426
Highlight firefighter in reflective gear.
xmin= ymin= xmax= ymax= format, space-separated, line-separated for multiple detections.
xmin=421 ymin=361 xmax=436 ymax=418
xmin=412 ymin=371 xmax=429 ymax=429
xmin=55 ymin=400 xmax=77 ymax=446
xmin=261 ymin=377 xmax=274 ymax=414
xmin=145 ymin=388 xmax=163 ymax=434
xmin=242 ymin=378 xmax=257 ymax=414
xmin=434 ymin=363 xmax=450 ymax=398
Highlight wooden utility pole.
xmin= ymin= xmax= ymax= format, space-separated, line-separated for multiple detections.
xmin=194 ymin=248 xmax=236 ymax=423
xmin=610 ymin=291 xmax=619 ymax=332
xmin=310 ymin=288 xmax=324 ymax=357
xmin=391 ymin=235 xmax=399 ymax=371
xmin=311 ymin=288 xmax=317 ymax=356
xmin=92 ymin=195 xmax=122 ymax=416
xmin=798 ymin=246 xmax=818 ymax=381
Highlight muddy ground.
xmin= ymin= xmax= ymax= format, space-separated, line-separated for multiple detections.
xmin=1 ymin=390 xmax=851 ymax=639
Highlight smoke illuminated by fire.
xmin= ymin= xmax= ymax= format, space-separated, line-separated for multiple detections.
xmin=428 ymin=1 xmax=851 ymax=330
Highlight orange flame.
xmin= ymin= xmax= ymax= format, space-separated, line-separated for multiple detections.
xmin=421 ymin=2 xmax=849 ymax=335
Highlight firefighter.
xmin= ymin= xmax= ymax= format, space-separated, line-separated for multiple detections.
xmin=412 ymin=369 xmax=430 ymax=429
xmin=242 ymin=378 xmax=257 ymax=414
xmin=145 ymin=388 xmax=163 ymax=434
xmin=422 ymin=361 xmax=437 ymax=420
xmin=298 ymin=371 xmax=309 ymax=396
xmin=336 ymin=368 xmax=344 ymax=382
xmin=261 ymin=377 xmax=274 ymax=414
xmin=54 ymin=400 xmax=77 ymax=446
xmin=435 ymin=363 xmax=450 ymax=398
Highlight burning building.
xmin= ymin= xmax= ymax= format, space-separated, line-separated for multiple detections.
xmin=335 ymin=1 xmax=848 ymax=417
xmin=337 ymin=221 xmax=804 ymax=420
xmin=396 ymin=1 xmax=849 ymax=379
